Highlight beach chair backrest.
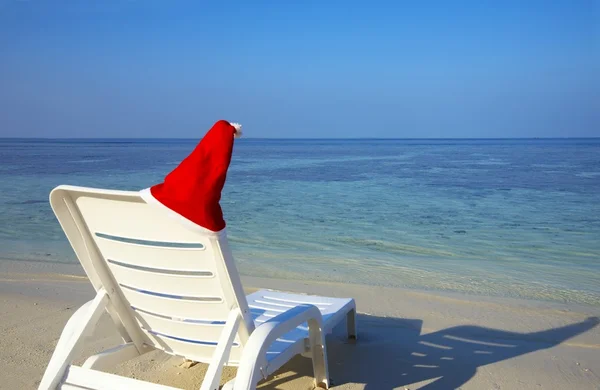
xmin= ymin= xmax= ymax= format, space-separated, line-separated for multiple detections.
xmin=49 ymin=185 xmax=254 ymax=365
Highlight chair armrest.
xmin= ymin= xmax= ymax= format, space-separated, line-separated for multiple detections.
xmin=233 ymin=304 xmax=324 ymax=390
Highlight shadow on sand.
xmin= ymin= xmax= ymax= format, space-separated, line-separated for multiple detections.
xmin=260 ymin=314 xmax=599 ymax=389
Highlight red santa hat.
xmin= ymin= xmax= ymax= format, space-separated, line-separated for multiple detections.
xmin=140 ymin=120 xmax=242 ymax=232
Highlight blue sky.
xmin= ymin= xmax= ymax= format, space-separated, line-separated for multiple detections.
xmin=0 ymin=0 xmax=597 ymax=138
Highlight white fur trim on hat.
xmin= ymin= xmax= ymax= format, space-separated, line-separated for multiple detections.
xmin=231 ymin=122 xmax=242 ymax=138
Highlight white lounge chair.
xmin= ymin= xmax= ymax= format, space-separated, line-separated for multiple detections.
xmin=39 ymin=185 xmax=357 ymax=390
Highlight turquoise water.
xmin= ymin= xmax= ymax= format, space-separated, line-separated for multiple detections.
xmin=1 ymin=138 xmax=599 ymax=305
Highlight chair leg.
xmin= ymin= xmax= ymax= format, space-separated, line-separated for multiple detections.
xmin=307 ymin=317 xmax=329 ymax=389
xmin=38 ymin=289 xmax=109 ymax=390
xmin=200 ymin=309 xmax=242 ymax=390
xmin=347 ymin=307 xmax=357 ymax=340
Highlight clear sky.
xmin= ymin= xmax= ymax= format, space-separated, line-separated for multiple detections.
xmin=0 ymin=0 xmax=598 ymax=138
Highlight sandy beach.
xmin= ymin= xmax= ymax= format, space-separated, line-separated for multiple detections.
xmin=1 ymin=258 xmax=598 ymax=390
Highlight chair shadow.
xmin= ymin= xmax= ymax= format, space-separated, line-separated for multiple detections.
xmin=260 ymin=314 xmax=599 ymax=390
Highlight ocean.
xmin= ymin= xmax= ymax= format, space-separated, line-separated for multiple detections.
xmin=1 ymin=138 xmax=599 ymax=306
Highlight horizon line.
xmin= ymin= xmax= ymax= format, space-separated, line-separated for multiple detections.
xmin=1 ymin=136 xmax=599 ymax=141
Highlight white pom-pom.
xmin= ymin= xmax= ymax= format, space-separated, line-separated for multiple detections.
xmin=231 ymin=122 xmax=242 ymax=138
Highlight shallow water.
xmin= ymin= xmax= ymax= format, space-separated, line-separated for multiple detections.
xmin=1 ymin=138 xmax=599 ymax=305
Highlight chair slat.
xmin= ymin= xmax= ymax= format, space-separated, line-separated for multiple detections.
xmin=132 ymin=308 xmax=240 ymax=346
xmin=142 ymin=330 xmax=242 ymax=365
xmin=120 ymin=286 xmax=230 ymax=321
xmin=94 ymin=237 xmax=216 ymax=272
xmin=107 ymin=261 xmax=222 ymax=297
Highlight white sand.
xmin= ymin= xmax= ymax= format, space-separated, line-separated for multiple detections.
xmin=1 ymin=259 xmax=599 ymax=390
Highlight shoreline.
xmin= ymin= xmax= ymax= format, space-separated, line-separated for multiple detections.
xmin=1 ymin=258 xmax=599 ymax=389
xmin=2 ymin=257 xmax=599 ymax=314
